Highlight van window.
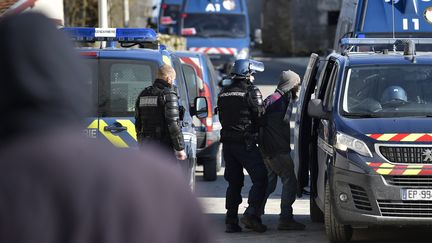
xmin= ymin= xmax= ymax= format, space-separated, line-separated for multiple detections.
xmin=83 ymin=58 xmax=98 ymax=116
xmin=342 ymin=65 xmax=432 ymax=117
xmin=182 ymin=64 xmax=199 ymax=105
xmin=205 ymin=55 xmax=220 ymax=107
xmin=99 ymin=59 xmax=157 ymax=117
xmin=316 ymin=60 xmax=336 ymax=99
xmin=323 ymin=64 xmax=338 ymax=111
xmin=182 ymin=14 xmax=246 ymax=38
xmin=172 ymin=58 xmax=189 ymax=109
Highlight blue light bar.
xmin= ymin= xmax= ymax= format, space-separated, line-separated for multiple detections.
xmin=341 ymin=38 xmax=432 ymax=47
xmin=62 ymin=27 xmax=158 ymax=43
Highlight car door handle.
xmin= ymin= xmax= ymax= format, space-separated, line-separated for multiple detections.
xmin=104 ymin=122 xmax=127 ymax=133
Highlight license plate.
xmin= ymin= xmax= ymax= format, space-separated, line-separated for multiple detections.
xmin=402 ymin=189 xmax=432 ymax=201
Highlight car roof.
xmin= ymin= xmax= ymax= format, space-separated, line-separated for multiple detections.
xmin=78 ymin=47 xmax=171 ymax=64
xmin=175 ymin=50 xmax=207 ymax=59
xmin=332 ymin=52 xmax=432 ymax=66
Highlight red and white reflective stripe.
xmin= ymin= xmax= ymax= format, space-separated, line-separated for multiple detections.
xmin=189 ymin=47 xmax=237 ymax=55
xmin=179 ymin=57 xmax=203 ymax=81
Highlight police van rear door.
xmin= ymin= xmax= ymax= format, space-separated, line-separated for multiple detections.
xmin=97 ymin=56 xmax=158 ymax=148
xmin=294 ymin=53 xmax=320 ymax=192
xmin=81 ymin=52 xmax=100 ymax=141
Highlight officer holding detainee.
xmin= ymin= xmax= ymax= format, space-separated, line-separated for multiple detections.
xmin=217 ymin=59 xmax=268 ymax=233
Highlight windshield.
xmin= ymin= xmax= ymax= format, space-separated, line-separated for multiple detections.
xmin=182 ymin=13 xmax=246 ymax=38
xmin=342 ymin=65 xmax=432 ymax=118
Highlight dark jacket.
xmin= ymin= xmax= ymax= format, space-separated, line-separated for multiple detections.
xmin=217 ymin=79 xmax=264 ymax=144
xmin=135 ymin=79 xmax=185 ymax=151
xmin=260 ymin=89 xmax=292 ymax=155
xmin=0 ymin=13 xmax=211 ymax=243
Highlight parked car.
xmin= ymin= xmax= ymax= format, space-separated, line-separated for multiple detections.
xmin=176 ymin=51 xmax=222 ymax=181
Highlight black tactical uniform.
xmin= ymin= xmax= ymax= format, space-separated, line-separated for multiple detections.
xmin=218 ymin=77 xmax=268 ymax=232
xmin=135 ymin=79 xmax=185 ymax=152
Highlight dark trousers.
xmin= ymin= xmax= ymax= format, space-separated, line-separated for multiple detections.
xmin=223 ymin=142 xmax=268 ymax=219
xmin=261 ymin=152 xmax=297 ymax=220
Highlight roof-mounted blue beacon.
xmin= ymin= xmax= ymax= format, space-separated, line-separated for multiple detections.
xmin=62 ymin=27 xmax=159 ymax=49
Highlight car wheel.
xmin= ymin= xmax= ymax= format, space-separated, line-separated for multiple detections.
xmin=325 ymin=181 xmax=353 ymax=243
xmin=310 ymin=186 xmax=324 ymax=222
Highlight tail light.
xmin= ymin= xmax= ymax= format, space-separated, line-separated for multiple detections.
xmin=200 ymin=83 xmax=213 ymax=132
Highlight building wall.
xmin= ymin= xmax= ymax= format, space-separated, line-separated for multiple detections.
xmin=262 ymin=0 xmax=342 ymax=55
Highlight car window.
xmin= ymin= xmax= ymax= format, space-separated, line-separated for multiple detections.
xmin=316 ymin=59 xmax=336 ymax=100
xmin=83 ymin=58 xmax=98 ymax=116
xmin=182 ymin=64 xmax=199 ymax=105
xmin=172 ymin=57 xmax=189 ymax=109
xmin=323 ymin=63 xmax=338 ymax=111
xmin=205 ymin=55 xmax=220 ymax=106
xmin=99 ymin=59 xmax=157 ymax=117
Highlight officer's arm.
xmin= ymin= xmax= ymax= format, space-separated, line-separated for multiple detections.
xmin=246 ymin=85 xmax=265 ymax=126
xmin=164 ymin=89 xmax=185 ymax=151
xmin=134 ymin=94 xmax=142 ymax=138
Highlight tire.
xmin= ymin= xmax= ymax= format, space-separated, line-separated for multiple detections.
xmin=324 ymin=181 xmax=353 ymax=243
xmin=203 ymin=158 xmax=217 ymax=181
xmin=310 ymin=194 xmax=324 ymax=223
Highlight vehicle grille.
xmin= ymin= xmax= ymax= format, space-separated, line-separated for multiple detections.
xmin=349 ymin=184 xmax=372 ymax=211
xmin=378 ymin=200 xmax=432 ymax=218
xmin=379 ymin=146 xmax=432 ymax=164
xmin=386 ymin=176 xmax=432 ymax=188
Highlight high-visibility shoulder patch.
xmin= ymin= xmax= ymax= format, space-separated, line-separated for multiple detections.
xmin=139 ymin=96 xmax=158 ymax=107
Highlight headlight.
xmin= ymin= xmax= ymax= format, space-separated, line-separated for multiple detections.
xmin=335 ymin=132 xmax=372 ymax=157
xmin=236 ymin=48 xmax=249 ymax=59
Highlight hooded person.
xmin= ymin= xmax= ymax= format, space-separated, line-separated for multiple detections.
xmin=0 ymin=13 xmax=212 ymax=243
xmin=259 ymin=70 xmax=305 ymax=230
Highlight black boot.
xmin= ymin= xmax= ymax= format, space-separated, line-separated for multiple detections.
xmin=225 ymin=217 xmax=242 ymax=233
xmin=278 ymin=218 xmax=306 ymax=230
xmin=240 ymin=214 xmax=267 ymax=233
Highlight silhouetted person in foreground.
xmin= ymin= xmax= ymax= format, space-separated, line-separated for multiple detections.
xmin=0 ymin=13 xmax=212 ymax=243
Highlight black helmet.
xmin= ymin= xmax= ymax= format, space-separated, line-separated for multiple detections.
xmin=381 ymin=86 xmax=408 ymax=104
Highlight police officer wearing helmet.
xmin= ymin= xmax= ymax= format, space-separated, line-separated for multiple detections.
xmin=134 ymin=64 xmax=187 ymax=161
xmin=217 ymin=59 xmax=268 ymax=233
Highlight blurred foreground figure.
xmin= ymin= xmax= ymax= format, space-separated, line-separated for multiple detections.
xmin=0 ymin=13 xmax=212 ymax=243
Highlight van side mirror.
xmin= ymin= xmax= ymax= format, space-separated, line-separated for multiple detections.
xmin=308 ymin=99 xmax=330 ymax=120
xmin=254 ymin=29 xmax=263 ymax=45
xmin=194 ymin=97 xmax=208 ymax=119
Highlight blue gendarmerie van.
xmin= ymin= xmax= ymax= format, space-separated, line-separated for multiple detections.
xmin=294 ymin=38 xmax=432 ymax=242
xmin=63 ymin=27 xmax=209 ymax=190
xmin=335 ymin=0 xmax=432 ymax=52
xmin=176 ymin=0 xmax=258 ymax=71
